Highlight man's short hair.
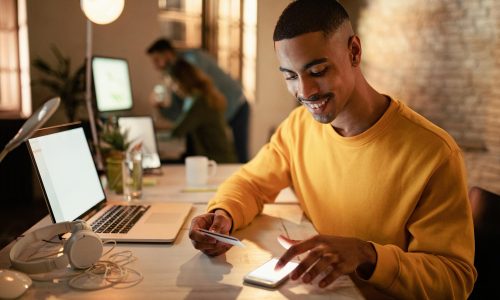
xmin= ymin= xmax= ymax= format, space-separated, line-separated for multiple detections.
xmin=146 ymin=38 xmax=175 ymax=54
xmin=273 ymin=0 xmax=350 ymax=42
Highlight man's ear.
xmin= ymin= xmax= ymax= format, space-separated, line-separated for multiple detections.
xmin=348 ymin=35 xmax=361 ymax=67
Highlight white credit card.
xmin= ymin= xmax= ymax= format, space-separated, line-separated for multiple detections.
xmin=199 ymin=228 xmax=245 ymax=248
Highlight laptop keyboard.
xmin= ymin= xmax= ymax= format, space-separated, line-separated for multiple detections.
xmin=91 ymin=205 xmax=151 ymax=234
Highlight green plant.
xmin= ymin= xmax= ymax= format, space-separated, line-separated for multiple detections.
xmin=32 ymin=45 xmax=85 ymax=122
xmin=99 ymin=117 xmax=131 ymax=155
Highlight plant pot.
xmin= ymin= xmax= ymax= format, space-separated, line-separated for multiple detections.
xmin=106 ymin=152 xmax=124 ymax=194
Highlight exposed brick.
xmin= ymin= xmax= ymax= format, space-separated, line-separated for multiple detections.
xmin=357 ymin=0 xmax=500 ymax=191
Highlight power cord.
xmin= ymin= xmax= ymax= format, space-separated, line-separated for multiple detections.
xmin=26 ymin=240 xmax=143 ymax=290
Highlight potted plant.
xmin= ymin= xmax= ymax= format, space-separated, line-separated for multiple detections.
xmin=32 ymin=45 xmax=85 ymax=122
xmin=99 ymin=117 xmax=131 ymax=194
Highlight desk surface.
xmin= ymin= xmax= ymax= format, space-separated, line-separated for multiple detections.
xmin=107 ymin=164 xmax=299 ymax=204
xmin=0 ymin=164 xmax=365 ymax=299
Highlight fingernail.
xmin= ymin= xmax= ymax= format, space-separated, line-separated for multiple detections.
xmin=274 ymin=261 xmax=283 ymax=270
xmin=319 ymin=281 xmax=326 ymax=288
xmin=303 ymin=274 xmax=310 ymax=283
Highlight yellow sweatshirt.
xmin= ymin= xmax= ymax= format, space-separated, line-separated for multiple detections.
xmin=207 ymin=98 xmax=476 ymax=299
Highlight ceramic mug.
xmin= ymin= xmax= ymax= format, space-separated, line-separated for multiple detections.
xmin=185 ymin=156 xmax=217 ymax=187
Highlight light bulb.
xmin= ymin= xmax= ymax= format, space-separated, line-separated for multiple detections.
xmin=81 ymin=0 xmax=124 ymax=25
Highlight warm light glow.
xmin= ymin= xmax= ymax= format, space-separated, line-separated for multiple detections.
xmin=0 ymin=0 xmax=30 ymax=116
xmin=18 ymin=0 xmax=31 ymax=117
xmin=242 ymin=0 xmax=257 ymax=102
xmin=81 ymin=0 xmax=124 ymax=25
xmin=185 ymin=0 xmax=202 ymax=15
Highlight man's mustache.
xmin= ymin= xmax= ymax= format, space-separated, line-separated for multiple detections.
xmin=297 ymin=93 xmax=334 ymax=104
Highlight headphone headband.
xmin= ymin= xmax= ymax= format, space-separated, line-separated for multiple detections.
xmin=10 ymin=221 xmax=102 ymax=274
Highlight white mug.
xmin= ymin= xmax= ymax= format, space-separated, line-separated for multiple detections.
xmin=185 ymin=156 xmax=217 ymax=187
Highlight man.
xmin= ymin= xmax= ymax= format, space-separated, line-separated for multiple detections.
xmin=188 ymin=1 xmax=476 ymax=299
xmin=146 ymin=39 xmax=250 ymax=163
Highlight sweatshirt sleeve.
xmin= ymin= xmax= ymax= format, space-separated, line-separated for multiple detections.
xmin=206 ymin=117 xmax=294 ymax=230
xmin=364 ymin=150 xmax=477 ymax=299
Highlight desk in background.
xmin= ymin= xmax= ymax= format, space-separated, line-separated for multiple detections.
xmin=0 ymin=164 xmax=366 ymax=299
xmin=107 ymin=164 xmax=299 ymax=204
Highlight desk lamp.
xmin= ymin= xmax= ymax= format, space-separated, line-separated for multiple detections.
xmin=0 ymin=97 xmax=60 ymax=163
xmin=80 ymin=0 xmax=125 ymax=170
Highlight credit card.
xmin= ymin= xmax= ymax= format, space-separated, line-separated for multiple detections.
xmin=199 ymin=228 xmax=245 ymax=248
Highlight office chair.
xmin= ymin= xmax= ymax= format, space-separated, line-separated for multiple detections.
xmin=468 ymin=186 xmax=500 ymax=299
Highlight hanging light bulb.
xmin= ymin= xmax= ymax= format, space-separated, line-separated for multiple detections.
xmin=80 ymin=0 xmax=125 ymax=25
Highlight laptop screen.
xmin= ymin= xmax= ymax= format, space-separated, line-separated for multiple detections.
xmin=27 ymin=126 xmax=105 ymax=223
xmin=118 ymin=116 xmax=161 ymax=169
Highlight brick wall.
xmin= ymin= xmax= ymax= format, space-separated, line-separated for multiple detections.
xmin=352 ymin=0 xmax=500 ymax=194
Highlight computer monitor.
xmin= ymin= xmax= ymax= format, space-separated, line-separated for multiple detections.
xmin=91 ymin=56 xmax=133 ymax=113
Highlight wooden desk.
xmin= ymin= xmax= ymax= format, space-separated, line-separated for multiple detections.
xmin=0 ymin=205 xmax=364 ymax=299
xmin=107 ymin=164 xmax=299 ymax=204
xmin=0 ymin=165 xmax=365 ymax=299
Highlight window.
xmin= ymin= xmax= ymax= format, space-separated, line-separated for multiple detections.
xmin=241 ymin=0 xmax=257 ymax=102
xmin=158 ymin=0 xmax=203 ymax=49
xmin=0 ymin=0 xmax=31 ymax=118
xmin=158 ymin=0 xmax=257 ymax=102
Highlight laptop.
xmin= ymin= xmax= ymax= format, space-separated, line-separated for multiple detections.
xmin=117 ymin=116 xmax=161 ymax=170
xmin=26 ymin=123 xmax=192 ymax=243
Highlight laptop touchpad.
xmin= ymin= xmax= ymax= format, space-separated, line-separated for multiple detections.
xmin=145 ymin=213 xmax=177 ymax=224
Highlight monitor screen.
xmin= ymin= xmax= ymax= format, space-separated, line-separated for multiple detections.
xmin=92 ymin=56 xmax=133 ymax=112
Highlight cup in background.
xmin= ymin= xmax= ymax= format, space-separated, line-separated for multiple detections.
xmin=185 ymin=156 xmax=217 ymax=187
xmin=122 ymin=149 xmax=143 ymax=200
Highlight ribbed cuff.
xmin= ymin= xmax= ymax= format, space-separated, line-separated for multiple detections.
xmin=206 ymin=201 xmax=244 ymax=232
xmin=358 ymin=242 xmax=399 ymax=290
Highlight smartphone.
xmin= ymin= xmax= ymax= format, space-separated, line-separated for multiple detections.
xmin=243 ymin=258 xmax=299 ymax=288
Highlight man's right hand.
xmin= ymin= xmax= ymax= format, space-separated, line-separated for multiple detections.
xmin=188 ymin=210 xmax=233 ymax=256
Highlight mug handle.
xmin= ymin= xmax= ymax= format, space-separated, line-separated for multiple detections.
xmin=208 ymin=160 xmax=217 ymax=178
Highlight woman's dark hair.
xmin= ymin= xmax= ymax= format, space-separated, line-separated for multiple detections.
xmin=169 ymin=58 xmax=226 ymax=112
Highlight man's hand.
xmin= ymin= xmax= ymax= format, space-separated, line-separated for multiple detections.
xmin=188 ymin=209 xmax=233 ymax=256
xmin=275 ymin=235 xmax=377 ymax=288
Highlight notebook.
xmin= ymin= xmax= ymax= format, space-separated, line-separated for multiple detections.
xmin=117 ymin=116 xmax=161 ymax=170
xmin=26 ymin=123 xmax=192 ymax=243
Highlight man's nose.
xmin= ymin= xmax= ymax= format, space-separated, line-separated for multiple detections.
xmin=297 ymin=77 xmax=320 ymax=100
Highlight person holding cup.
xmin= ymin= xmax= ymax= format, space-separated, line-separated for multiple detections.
xmin=164 ymin=58 xmax=237 ymax=164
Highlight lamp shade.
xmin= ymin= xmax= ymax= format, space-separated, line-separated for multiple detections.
xmin=81 ymin=0 xmax=124 ymax=25
xmin=0 ymin=97 xmax=60 ymax=163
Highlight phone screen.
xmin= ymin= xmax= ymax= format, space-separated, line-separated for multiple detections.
xmin=244 ymin=258 xmax=299 ymax=288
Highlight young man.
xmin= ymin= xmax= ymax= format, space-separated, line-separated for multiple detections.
xmin=188 ymin=1 xmax=476 ymax=298
xmin=146 ymin=39 xmax=250 ymax=163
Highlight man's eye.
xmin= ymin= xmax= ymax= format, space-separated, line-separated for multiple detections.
xmin=284 ymin=73 xmax=298 ymax=80
xmin=311 ymin=67 xmax=327 ymax=77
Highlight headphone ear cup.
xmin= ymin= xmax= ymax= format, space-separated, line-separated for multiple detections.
xmin=65 ymin=230 xmax=103 ymax=269
xmin=73 ymin=219 xmax=92 ymax=232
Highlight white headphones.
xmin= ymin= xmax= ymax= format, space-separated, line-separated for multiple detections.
xmin=10 ymin=220 xmax=103 ymax=274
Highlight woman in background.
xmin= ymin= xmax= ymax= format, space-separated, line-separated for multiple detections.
xmin=167 ymin=58 xmax=237 ymax=163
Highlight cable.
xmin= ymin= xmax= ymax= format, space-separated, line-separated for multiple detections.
xmin=26 ymin=239 xmax=143 ymax=291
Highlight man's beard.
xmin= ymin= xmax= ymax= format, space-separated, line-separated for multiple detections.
xmin=297 ymin=92 xmax=335 ymax=124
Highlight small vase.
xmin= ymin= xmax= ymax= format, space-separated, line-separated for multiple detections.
xmin=106 ymin=151 xmax=124 ymax=194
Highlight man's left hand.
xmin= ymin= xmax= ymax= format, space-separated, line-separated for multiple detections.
xmin=275 ymin=235 xmax=377 ymax=288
